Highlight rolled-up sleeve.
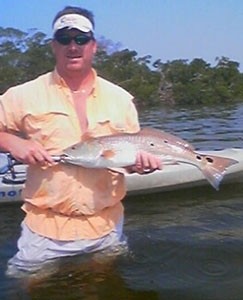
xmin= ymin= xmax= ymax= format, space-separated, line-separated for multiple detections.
xmin=0 ymin=99 xmax=7 ymax=131
xmin=0 ymin=88 xmax=23 ymax=133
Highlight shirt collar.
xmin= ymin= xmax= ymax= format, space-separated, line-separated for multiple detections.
xmin=51 ymin=68 xmax=98 ymax=97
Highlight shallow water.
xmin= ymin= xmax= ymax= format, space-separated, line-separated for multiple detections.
xmin=139 ymin=103 xmax=243 ymax=150
xmin=1 ymin=103 xmax=243 ymax=299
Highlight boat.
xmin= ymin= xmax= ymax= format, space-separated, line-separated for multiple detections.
xmin=1 ymin=148 xmax=243 ymax=204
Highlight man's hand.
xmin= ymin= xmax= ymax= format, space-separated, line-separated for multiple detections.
xmin=0 ymin=133 xmax=54 ymax=166
xmin=12 ymin=139 xmax=54 ymax=166
xmin=128 ymin=150 xmax=162 ymax=174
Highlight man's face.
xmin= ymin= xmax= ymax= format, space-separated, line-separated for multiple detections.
xmin=51 ymin=29 xmax=97 ymax=75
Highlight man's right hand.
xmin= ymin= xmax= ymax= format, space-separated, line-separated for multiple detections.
xmin=0 ymin=132 xmax=54 ymax=166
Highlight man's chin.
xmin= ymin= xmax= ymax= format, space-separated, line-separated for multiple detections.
xmin=66 ymin=63 xmax=83 ymax=71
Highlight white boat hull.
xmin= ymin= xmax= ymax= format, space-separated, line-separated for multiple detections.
xmin=1 ymin=148 xmax=243 ymax=204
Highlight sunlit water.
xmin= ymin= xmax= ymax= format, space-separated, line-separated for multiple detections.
xmin=1 ymin=103 xmax=243 ymax=300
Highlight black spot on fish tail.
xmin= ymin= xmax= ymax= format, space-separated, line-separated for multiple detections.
xmin=206 ymin=156 xmax=214 ymax=163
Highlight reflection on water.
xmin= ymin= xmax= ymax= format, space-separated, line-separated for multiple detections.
xmin=124 ymin=184 xmax=243 ymax=298
xmin=1 ymin=103 xmax=243 ymax=299
xmin=139 ymin=103 xmax=243 ymax=150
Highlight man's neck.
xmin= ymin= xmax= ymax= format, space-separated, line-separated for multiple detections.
xmin=58 ymin=68 xmax=94 ymax=92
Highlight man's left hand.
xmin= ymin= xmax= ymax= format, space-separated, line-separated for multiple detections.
xmin=128 ymin=151 xmax=162 ymax=174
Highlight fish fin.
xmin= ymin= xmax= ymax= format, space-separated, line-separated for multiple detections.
xmin=108 ymin=167 xmax=128 ymax=174
xmin=101 ymin=149 xmax=116 ymax=158
xmin=199 ymin=155 xmax=238 ymax=190
xmin=81 ymin=132 xmax=95 ymax=141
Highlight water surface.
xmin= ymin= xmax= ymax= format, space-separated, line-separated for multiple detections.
xmin=1 ymin=103 xmax=243 ymax=299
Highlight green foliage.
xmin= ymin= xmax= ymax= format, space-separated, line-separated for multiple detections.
xmin=1 ymin=27 xmax=243 ymax=106
xmin=156 ymin=56 xmax=243 ymax=105
xmin=0 ymin=27 xmax=54 ymax=93
xmin=94 ymin=48 xmax=160 ymax=105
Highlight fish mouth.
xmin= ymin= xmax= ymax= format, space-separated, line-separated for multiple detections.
xmin=59 ymin=153 xmax=72 ymax=163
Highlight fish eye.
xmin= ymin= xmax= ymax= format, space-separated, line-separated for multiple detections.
xmin=150 ymin=142 xmax=155 ymax=146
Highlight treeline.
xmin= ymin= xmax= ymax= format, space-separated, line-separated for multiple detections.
xmin=1 ymin=27 xmax=243 ymax=106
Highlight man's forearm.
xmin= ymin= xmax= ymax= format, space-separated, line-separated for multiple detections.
xmin=0 ymin=132 xmax=22 ymax=153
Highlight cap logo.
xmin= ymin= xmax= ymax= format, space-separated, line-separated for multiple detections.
xmin=53 ymin=14 xmax=93 ymax=35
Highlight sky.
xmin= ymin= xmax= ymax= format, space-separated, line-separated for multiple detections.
xmin=1 ymin=0 xmax=243 ymax=69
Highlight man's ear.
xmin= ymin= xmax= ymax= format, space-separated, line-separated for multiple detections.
xmin=50 ymin=40 xmax=56 ymax=54
xmin=92 ymin=40 xmax=97 ymax=54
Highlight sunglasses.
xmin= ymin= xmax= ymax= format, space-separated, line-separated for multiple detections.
xmin=55 ymin=34 xmax=93 ymax=46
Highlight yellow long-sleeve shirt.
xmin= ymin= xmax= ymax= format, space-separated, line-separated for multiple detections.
xmin=0 ymin=69 xmax=140 ymax=241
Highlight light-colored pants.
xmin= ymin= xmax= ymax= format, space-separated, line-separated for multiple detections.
xmin=6 ymin=217 xmax=127 ymax=277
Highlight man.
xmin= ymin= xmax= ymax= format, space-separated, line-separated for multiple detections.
xmin=0 ymin=6 xmax=161 ymax=275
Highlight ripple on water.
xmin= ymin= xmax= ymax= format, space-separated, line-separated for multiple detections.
xmin=139 ymin=103 xmax=243 ymax=150
xmin=119 ymin=231 xmax=243 ymax=299
xmin=122 ymin=185 xmax=243 ymax=298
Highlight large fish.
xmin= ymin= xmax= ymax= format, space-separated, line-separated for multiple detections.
xmin=59 ymin=127 xmax=238 ymax=190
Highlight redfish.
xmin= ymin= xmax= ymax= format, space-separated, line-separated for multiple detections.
xmin=60 ymin=127 xmax=238 ymax=190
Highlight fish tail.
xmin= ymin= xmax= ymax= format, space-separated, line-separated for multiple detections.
xmin=200 ymin=155 xmax=238 ymax=190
